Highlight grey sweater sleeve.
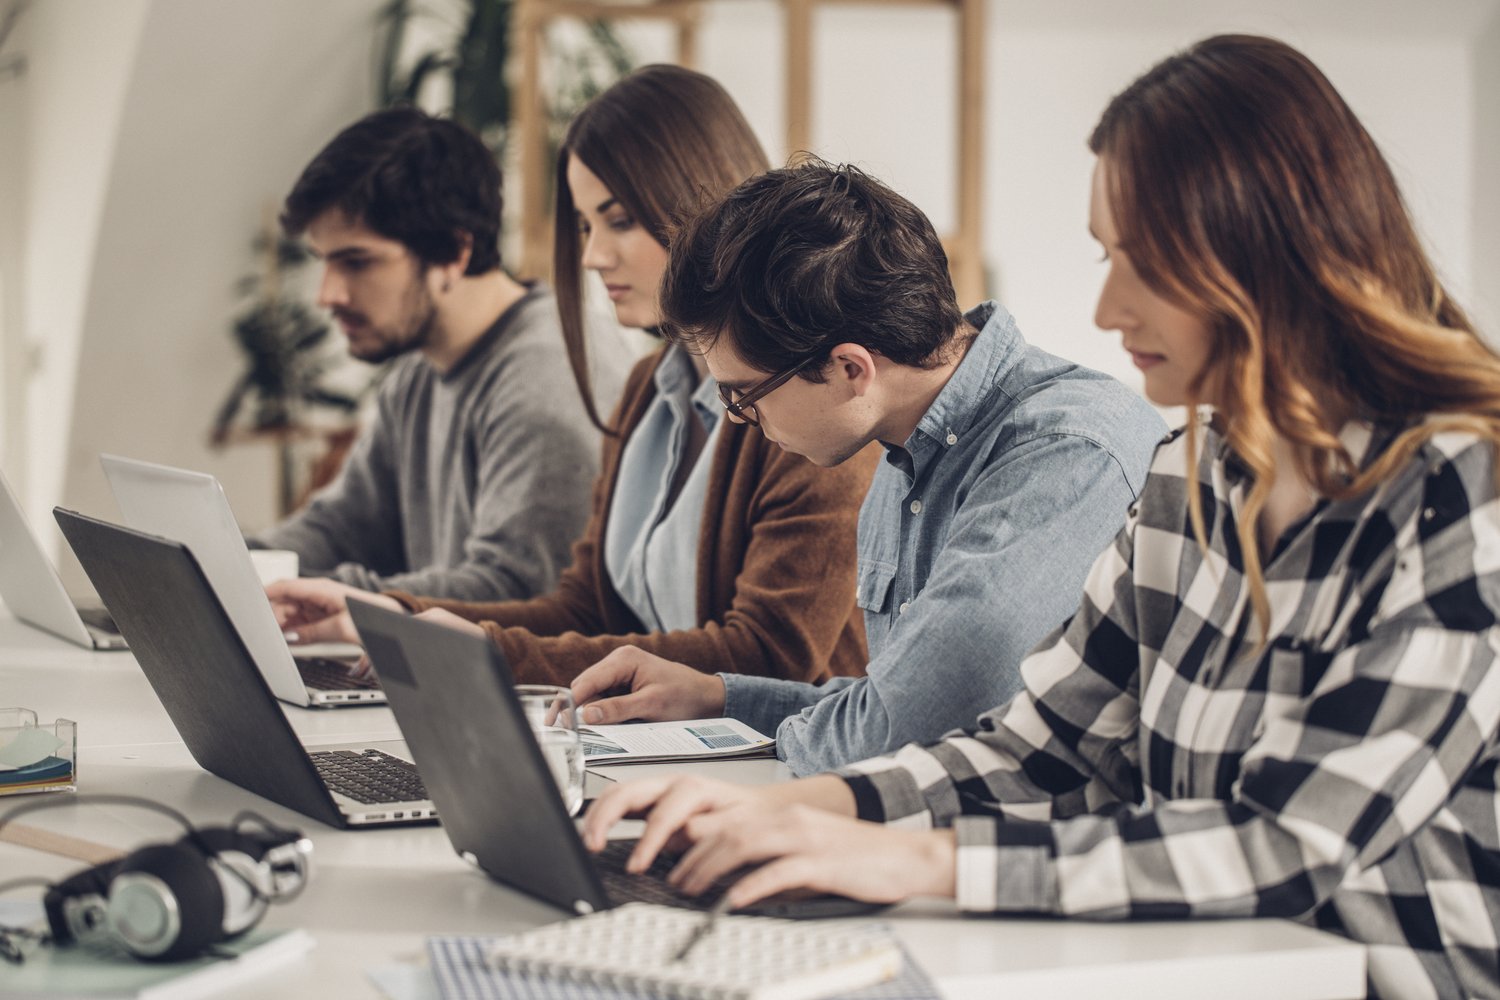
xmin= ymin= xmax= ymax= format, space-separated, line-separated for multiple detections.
xmin=336 ymin=331 xmax=604 ymax=599
xmin=254 ymin=291 xmax=633 ymax=600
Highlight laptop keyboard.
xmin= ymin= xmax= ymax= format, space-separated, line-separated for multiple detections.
xmin=297 ymin=655 xmax=381 ymax=691
xmin=595 ymin=840 xmax=730 ymax=910
xmin=310 ymin=749 xmax=428 ymax=804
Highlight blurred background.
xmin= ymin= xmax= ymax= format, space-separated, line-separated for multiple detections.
xmin=0 ymin=0 xmax=1496 ymax=590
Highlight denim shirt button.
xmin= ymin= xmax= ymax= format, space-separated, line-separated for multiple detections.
xmin=909 ymin=499 xmax=923 ymax=515
xmin=899 ymin=601 xmax=910 ymax=614
xmin=946 ymin=432 xmax=958 ymax=445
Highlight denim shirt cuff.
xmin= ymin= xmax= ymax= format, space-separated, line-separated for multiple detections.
xmin=720 ymin=673 xmax=823 ymax=738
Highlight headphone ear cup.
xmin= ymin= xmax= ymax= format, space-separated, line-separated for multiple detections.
xmin=178 ymin=829 xmax=269 ymax=939
xmin=42 ymin=860 xmax=122 ymax=946
xmin=107 ymin=843 xmax=226 ymax=961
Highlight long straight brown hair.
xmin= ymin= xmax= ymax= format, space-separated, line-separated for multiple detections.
xmin=554 ymin=64 xmax=771 ymax=433
xmin=1090 ymin=34 xmax=1500 ymax=636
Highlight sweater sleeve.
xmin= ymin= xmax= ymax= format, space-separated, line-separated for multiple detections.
xmin=488 ymin=439 xmax=878 ymax=685
xmin=395 ymin=430 xmax=876 ymax=686
xmin=383 ymin=355 xmax=658 ymax=635
xmin=327 ymin=329 xmax=604 ymax=600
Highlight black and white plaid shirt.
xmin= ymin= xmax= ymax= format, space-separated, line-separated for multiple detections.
xmin=840 ymin=420 xmax=1500 ymax=999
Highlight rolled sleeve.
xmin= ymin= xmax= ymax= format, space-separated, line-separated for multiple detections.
xmin=720 ymin=674 xmax=831 ymax=738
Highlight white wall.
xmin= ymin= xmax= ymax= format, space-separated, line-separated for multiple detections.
xmin=4 ymin=0 xmax=150 ymax=553
xmin=1476 ymin=5 xmax=1500 ymax=339
xmin=46 ymin=0 xmax=384 ymax=587
xmin=0 ymin=24 xmax=26 ymax=476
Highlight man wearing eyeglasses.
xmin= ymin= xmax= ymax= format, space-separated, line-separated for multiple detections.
xmin=569 ymin=161 xmax=1168 ymax=775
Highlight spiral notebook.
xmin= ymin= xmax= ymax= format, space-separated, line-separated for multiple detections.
xmin=427 ymin=905 xmax=939 ymax=1000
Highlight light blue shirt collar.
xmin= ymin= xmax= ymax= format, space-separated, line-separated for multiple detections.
xmin=886 ymin=300 xmax=1021 ymax=483
xmin=653 ymin=344 xmax=722 ymax=434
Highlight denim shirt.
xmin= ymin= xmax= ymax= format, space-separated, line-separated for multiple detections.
xmin=720 ymin=302 xmax=1168 ymax=774
xmin=604 ymin=346 xmax=723 ymax=632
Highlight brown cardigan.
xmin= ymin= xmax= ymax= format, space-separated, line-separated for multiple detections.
xmin=388 ymin=349 xmax=877 ymax=687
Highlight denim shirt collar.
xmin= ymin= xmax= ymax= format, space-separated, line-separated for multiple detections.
xmin=885 ymin=300 xmax=1021 ymax=482
xmin=654 ymin=343 xmax=722 ymax=432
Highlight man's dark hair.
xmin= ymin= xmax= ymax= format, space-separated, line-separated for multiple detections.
xmin=660 ymin=160 xmax=966 ymax=380
xmin=281 ymin=106 xmax=501 ymax=274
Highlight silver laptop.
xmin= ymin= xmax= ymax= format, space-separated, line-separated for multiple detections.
xmin=0 ymin=467 xmax=126 ymax=650
xmin=99 ymin=454 xmax=382 ymax=707
xmin=55 ymin=508 xmax=432 ymax=828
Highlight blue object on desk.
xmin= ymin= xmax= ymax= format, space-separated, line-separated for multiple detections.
xmin=0 ymin=755 xmax=73 ymax=788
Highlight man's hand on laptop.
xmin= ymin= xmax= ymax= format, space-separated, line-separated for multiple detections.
xmin=265 ymin=577 xmax=401 ymax=647
xmin=571 ymin=648 xmax=726 ymax=725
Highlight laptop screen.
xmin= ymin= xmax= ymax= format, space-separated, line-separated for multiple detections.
xmin=349 ymin=601 xmax=611 ymax=914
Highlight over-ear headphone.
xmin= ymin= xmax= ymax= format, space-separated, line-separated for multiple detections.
xmin=0 ymin=795 xmax=312 ymax=963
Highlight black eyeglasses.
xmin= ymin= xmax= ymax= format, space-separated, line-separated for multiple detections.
xmin=717 ymin=353 xmax=824 ymax=426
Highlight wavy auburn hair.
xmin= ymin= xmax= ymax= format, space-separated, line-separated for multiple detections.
xmin=1090 ymin=34 xmax=1500 ymax=637
xmin=554 ymin=64 xmax=770 ymax=432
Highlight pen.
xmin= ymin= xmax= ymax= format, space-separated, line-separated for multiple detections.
xmin=670 ymin=895 xmax=733 ymax=963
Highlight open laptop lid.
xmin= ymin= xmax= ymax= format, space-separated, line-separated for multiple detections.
xmin=0 ymin=468 xmax=99 ymax=648
xmin=54 ymin=508 xmax=347 ymax=828
xmin=99 ymin=454 xmax=313 ymax=706
xmin=349 ymin=600 xmax=611 ymax=915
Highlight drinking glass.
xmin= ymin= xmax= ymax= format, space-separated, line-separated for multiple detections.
xmin=516 ymin=684 xmax=584 ymax=816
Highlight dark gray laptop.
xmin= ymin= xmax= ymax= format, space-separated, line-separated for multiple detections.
xmin=53 ymin=508 xmax=435 ymax=829
xmin=348 ymin=600 xmax=880 ymax=918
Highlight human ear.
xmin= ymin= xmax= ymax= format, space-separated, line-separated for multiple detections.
xmin=828 ymin=343 xmax=877 ymax=398
xmin=439 ymin=231 xmax=475 ymax=290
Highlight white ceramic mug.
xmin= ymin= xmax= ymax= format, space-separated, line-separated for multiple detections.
xmin=248 ymin=549 xmax=299 ymax=587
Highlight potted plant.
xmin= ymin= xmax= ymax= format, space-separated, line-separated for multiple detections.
xmin=210 ymin=219 xmax=365 ymax=514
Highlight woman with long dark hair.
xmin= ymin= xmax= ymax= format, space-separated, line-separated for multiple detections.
xmin=579 ymin=37 xmax=1500 ymax=998
xmin=271 ymin=66 xmax=875 ymax=687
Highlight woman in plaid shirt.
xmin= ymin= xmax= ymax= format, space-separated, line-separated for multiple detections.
xmin=582 ymin=35 xmax=1500 ymax=998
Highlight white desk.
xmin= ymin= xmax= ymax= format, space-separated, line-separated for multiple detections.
xmin=0 ymin=615 xmax=1367 ymax=999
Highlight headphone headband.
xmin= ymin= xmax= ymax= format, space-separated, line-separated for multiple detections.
xmin=3 ymin=797 xmax=310 ymax=963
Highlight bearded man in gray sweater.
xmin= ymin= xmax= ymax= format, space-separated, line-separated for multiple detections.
xmin=254 ymin=108 xmax=631 ymax=599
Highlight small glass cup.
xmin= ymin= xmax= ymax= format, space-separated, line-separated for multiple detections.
xmin=516 ymin=684 xmax=584 ymax=816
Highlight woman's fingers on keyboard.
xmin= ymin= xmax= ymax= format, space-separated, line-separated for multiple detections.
xmin=723 ymin=855 xmax=826 ymax=910
xmin=628 ymin=777 xmax=754 ymax=874
xmin=669 ymin=810 xmax=785 ymax=895
xmin=581 ymin=776 xmax=676 ymax=851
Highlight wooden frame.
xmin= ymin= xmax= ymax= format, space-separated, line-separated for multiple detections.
xmin=784 ymin=0 xmax=986 ymax=305
xmin=511 ymin=0 xmax=703 ymax=280
xmin=511 ymin=0 xmax=985 ymax=304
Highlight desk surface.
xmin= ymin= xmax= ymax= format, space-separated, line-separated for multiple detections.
xmin=0 ymin=614 xmax=1367 ymax=999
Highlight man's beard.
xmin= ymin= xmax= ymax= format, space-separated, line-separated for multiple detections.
xmin=336 ymin=280 xmax=439 ymax=364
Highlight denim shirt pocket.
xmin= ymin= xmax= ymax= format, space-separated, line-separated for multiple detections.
xmin=856 ymin=560 xmax=897 ymax=616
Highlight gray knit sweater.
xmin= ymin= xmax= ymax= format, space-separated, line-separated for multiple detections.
xmin=253 ymin=284 xmax=633 ymax=599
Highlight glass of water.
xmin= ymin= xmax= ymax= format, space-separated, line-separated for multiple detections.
xmin=516 ymin=684 xmax=584 ymax=816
